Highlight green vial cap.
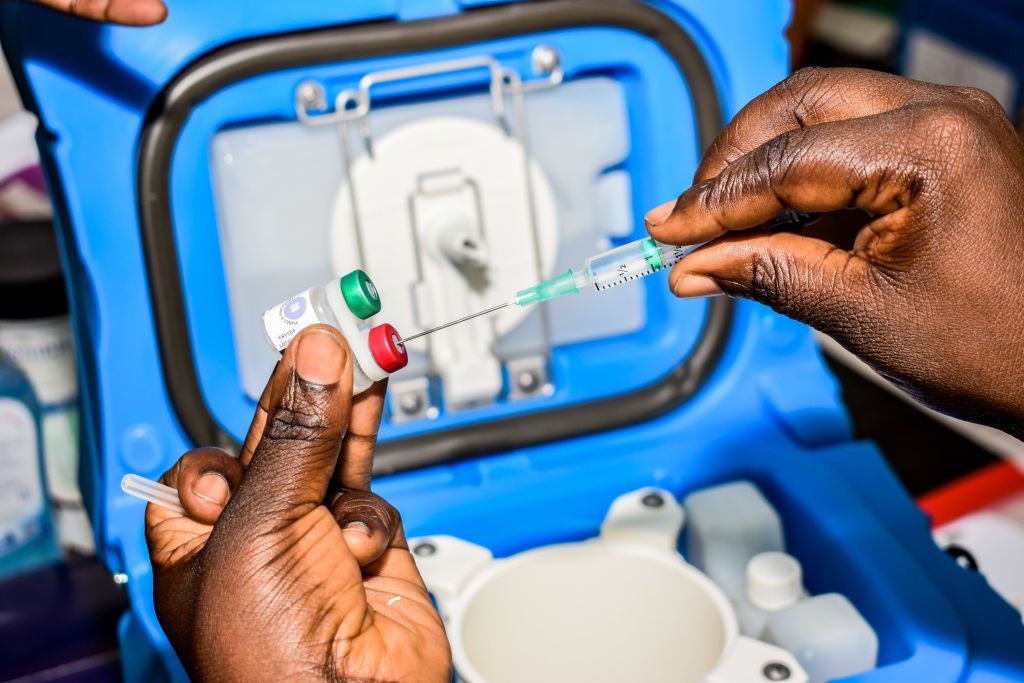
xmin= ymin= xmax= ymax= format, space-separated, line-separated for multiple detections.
xmin=340 ymin=269 xmax=381 ymax=320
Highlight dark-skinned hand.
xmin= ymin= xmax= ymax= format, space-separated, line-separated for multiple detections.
xmin=30 ymin=0 xmax=167 ymax=25
xmin=646 ymin=67 xmax=1024 ymax=438
xmin=145 ymin=325 xmax=451 ymax=682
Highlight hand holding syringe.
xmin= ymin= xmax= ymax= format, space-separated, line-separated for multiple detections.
xmin=401 ymin=209 xmax=819 ymax=343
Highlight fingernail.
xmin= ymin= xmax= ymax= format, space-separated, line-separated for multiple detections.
xmin=645 ymin=199 xmax=676 ymax=228
xmin=192 ymin=472 xmax=230 ymax=506
xmin=342 ymin=520 xmax=372 ymax=536
xmin=671 ymin=273 xmax=723 ymax=299
xmin=295 ymin=330 xmax=345 ymax=385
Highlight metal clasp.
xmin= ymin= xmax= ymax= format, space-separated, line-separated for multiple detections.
xmin=294 ymin=46 xmax=563 ymax=156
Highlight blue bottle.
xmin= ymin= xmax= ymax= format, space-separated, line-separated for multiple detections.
xmin=0 ymin=350 xmax=58 ymax=580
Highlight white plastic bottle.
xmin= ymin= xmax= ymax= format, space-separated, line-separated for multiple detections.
xmin=0 ymin=351 xmax=59 ymax=579
xmin=762 ymin=593 xmax=878 ymax=683
xmin=683 ymin=481 xmax=786 ymax=600
xmin=0 ymin=216 xmax=90 ymax=553
xmin=735 ymin=551 xmax=805 ymax=637
xmin=261 ymin=269 xmax=408 ymax=393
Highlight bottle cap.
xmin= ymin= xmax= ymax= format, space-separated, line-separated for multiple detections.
xmin=340 ymin=269 xmax=381 ymax=320
xmin=367 ymin=323 xmax=408 ymax=373
xmin=746 ymin=551 xmax=803 ymax=611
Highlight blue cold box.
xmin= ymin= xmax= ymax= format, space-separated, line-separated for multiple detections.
xmin=2 ymin=0 xmax=1023 ymax=680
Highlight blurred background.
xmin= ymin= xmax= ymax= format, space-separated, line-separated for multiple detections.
xmin=1 ymin=0 xmax=1023 ymax=681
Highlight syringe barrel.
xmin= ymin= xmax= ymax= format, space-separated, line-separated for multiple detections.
xmin=516 ymin=211 xmax=815 ymax=302
xmin=584 ymin=238 xmax=699 ymax=291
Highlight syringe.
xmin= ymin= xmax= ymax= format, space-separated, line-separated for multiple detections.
xmin=401 ymin=210 xmax=817 ymax=343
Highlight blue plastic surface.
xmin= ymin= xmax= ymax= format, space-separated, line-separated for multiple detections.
xmin=177 ymin=25 xmax=710 ymax=441
xmin=3 ymin=1 xmax=1023 ymax=681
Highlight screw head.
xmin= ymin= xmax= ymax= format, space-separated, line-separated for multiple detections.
xmin=297 ymin=81 xmax=326 ymax=110
xmin=516 ymin=370 xmax=540 ymax=393
xmin=945 ymin=544 xmax=979 ymax=571
xmin=762 ymin=662 xmax=791 ymax=681
xmin=531 ymin=45 xmax=561 ymax=75
xmin=413 ymin=542 xmax=437 ymax=557
xmin=641 ymin=492 xmax=665 ymax=508
xmin=399 ymin=392 xmax=424 ymax=416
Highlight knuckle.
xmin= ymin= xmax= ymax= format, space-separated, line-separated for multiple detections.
xmin=749 ymin=249 xmax=791 ymax=308
xmin=906 ymin=102 xmax=990 ymax=180
xmin=703 ymin=168 xmax=739 ymax=211
xmin=759 ymin=131 xmax=797 ymax=178
xmin=264 ymin=404 xmax=325 ymax=444
xmin=703 ymin=136 xmax=734 ymax=169
xmin=953 ymin=86 xmax=1007 ymax=120
xmin=333 ymin=490 xmax=400 ymax=530
xmin=345 ymin=429 xmax=379 ymax=450
xmin=751 ymin=243 xmax=865 ymax=328
xmin=784 ymin=66 xmax=831 ymax=92
xmin=748 ymin=241 xmax=832 ymax=317
xmin=916 ymin=102 xmax=979 ymax=144
xmin=772 ymin=67 xmax=831 ymax=126
xmin=745 ymin=129 xmax=805 ymax=192
xmin=262 ymin=373 xmax=339 ymax=447
xmin=705 ymin=130 xmax=799 ymax=210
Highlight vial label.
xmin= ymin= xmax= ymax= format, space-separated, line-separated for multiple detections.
xmin=262 ymin=289 xmax=323 ymax=352
xmin=0 ymin=397 xmax=46 ymax=554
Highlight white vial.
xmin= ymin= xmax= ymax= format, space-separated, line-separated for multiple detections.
xmin=261 ymin=269 xmax=408 ymax=394
xmin=736 ymin=551 xmax=805 ymax=637
xmin=684 ymin=481 xmax=785 ymax=600
xmin=762 ymin=593 xmax=879 ymax=683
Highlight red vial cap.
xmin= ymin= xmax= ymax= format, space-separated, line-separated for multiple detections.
xmin=367 ymin=323 xmax=408 ymax=373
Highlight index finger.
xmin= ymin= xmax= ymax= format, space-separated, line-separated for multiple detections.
xmin=239 ymin=364 xmax=275 ymax=467
xmin=694 ymin=67 xmax=920 ymax=182
xmin=334 ymin=379 xmax=387 ymax=491
xmin=648 ymin=112 xmax=909 ymax=247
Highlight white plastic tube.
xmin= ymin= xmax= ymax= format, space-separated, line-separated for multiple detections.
xmin=121 ymin=473 xmax=185 ymax=515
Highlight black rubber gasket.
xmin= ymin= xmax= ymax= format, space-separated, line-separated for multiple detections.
xmin=136 ymin=0 xmax=734 ymax=473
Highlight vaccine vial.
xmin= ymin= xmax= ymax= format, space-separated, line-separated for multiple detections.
xmin=261 ymin=270 xmax=408 ymax=394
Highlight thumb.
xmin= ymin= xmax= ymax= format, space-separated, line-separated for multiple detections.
xmin=230 ymin=325 xmax=354 ymax=527
xmin=670 ymin=231 xmax=873 ymax=332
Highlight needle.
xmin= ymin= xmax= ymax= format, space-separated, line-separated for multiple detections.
xmin=400 ymin=301 xmax=513 ymax=344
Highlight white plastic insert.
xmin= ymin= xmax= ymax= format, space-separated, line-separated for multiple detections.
xmin=330 ymin=116 xmax=558 ymax=409
xmin=211 ymin=76 xmax=644 ymax=408
xmin=409 ymin=488 xmax=808 ymax=683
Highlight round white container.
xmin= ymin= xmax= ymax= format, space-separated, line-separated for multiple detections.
xmin=412 ymin=488 xmax=807 ymax=683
